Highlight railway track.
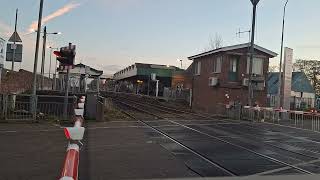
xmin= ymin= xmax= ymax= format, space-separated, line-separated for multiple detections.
xmin=110 ymin=96 xmax=320 ymax=176
xmin=114 ymin=101 xmax=237 ymax=177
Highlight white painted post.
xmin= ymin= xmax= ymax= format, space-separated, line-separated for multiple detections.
xmin=156 ymin=80 xmax=159 ymax=97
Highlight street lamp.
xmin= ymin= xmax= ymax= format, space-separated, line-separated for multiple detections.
xmin=278 ymin=0 xmax=289 ymax=108
xmin=31 ymin=0 xmax=44 ymax=121
xmin=248 ymin=0 xmax=260 ymax=106
xmin=48 ymin=46 xmax=59 ymax=89
xmin=39 ymin=26 xmax=61 ymax=90
xmin=177 ymin=59 xmax=183 ymax=69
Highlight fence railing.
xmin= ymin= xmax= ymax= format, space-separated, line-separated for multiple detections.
xmin=163 ymin=88 xmax=191 ymax=104
xmin=0 ymin=94 xmax=76 ymax=122
xmin=222 ymin=105 xmax=320 ymax=132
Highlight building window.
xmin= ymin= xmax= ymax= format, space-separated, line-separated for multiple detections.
xmin=247 ymin=57 xmax=264 ymax=75
xmin=213 ymin=56 xmax=222 ymax=73
xmin=194 ymin=61 xmax=201 ymax=75
xmin=229 ymin=57 xmax=239 ymax=81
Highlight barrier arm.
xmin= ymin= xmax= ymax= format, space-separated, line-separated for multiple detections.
xmin=59 ymin=96 xmax=86 ymax=180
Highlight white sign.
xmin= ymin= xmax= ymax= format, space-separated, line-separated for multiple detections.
xmin=0 ymin=38 xmax=5 ymax=67
xmin=282 ymin=47 xmax=293 ymax=109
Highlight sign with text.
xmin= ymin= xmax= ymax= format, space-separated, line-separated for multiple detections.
xmin=6 ymin=43 xmax=23 ymax=62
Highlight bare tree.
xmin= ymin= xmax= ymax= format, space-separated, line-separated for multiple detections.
xmin=268 ymin=65 xmax=279 ymax=72
xmin=294 ymin=59 xmax=320 ymax=95
xmin=204 ymin=33 xmax=223 ymax=52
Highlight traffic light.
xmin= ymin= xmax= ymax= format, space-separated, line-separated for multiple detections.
xmin=53 ymin=44 xmax=76 ymax=66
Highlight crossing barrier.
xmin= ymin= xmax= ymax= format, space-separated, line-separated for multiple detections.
xmin=224 ymin=105 xmax=320 ymax=132
xmin=59 ymin=96 xmax=85 ymax=180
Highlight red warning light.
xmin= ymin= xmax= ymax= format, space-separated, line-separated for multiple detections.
xmin=53 ymin=51 xmax=62 ymax=57
xmin=64 ymin=128 xmax=71 ymax=139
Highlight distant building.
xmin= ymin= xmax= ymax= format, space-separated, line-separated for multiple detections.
xmin=113 ymin=63 xmax=183 ymax=96
xmin=188 ymin=43 xmax=277 ymax=113
xmin=58 ymin=63 xmax=103 ymax=93
xmin=267 ymin=72 xmax=315 ymax=109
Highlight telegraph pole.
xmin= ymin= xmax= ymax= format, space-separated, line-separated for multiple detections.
xmin=248 ymin=0 xmax=260 ymax=106
xmin=40 ymin=26 xmax=47 ymax=90
xmin=278 ymin=0 xmax=289 ymax=108
xmin=31 ymin=0 xmax=44 ymax=120
xmin=11 ymin=9 xmax=18 ymax=71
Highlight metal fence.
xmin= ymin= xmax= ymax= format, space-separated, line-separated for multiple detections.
xmin=222 ymin=105 xmax=320 ymax=132
xmin=96 ymin=95 xmax=105 ymax=121
xmin=0 ymin=94 xmax=76 ymax=122
xmin=163 ymin=88 xmax=191 ymax=104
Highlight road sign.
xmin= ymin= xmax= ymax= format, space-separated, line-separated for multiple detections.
xmin=6 ymin=43 xmax=23 ymax=62
xmin=8 ymin=31 xmax=22 ymax=43
xmin=250 ymin=0 xmax=260 ymax=5
xmin=0 ymin=38 xmax=5 ymax=67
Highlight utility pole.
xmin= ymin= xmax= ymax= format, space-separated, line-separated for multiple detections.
xmin=40 ymin=26 xmax=47 ymax=90
xmin=63 ymin=43 xmax=72 ymax=119
xmin=278 ymin=0 xmax=289 ymax=108
xmin=31 ymin=0 xmax=44 ymax=120
xmin=54 ymin=57 xmax=58 ymax=90
xmin=49 ymin=47 xmax=52 ymax=80
xmin=11 ymin=9 xmax=18 ymax=71
xmin=248 ymin=0 xmax=260 ymax=106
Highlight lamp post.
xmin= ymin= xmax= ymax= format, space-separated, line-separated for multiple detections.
xmin=278 ymin=0 xmax=289 ymax=108
xmin=49 ymin=47 xmax=59 ymax=90
xmin=31 ymin=0 xmax=44 ymax=121
xmin=178 ymin=59 xmax=183 ymax=69
xmin=39 ymin=27 xmax=61 ymax=89
xmin=248 ymin=0 xmax=260 ymax=106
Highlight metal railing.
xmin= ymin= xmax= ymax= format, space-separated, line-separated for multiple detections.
xmin=96 ymin=95 xmax=105 ymax=121
xmin=0 ymin=94 xmax=76 ymax=122
xmin=223 ymin=105 xmax=320 ymax=132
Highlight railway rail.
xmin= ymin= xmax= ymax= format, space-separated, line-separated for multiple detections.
xmin=108 ymin=95 xmax=320 ymax=176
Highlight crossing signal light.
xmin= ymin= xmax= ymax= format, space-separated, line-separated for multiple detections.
xmin=53 ymin=43 xmax=76 ymax=66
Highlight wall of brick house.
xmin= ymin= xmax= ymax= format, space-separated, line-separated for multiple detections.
xmin=192 ymin=48 xmax=270 ymax=112
xmin=0 ymin=69 xmax=53 ymax=94
xmin=172 ymin=73 xmax=193 ymax=89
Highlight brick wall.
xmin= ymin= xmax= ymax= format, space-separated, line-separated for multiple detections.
xmin=192 ymin=47 xmax=270 ymax=113
xmin=0 ymin=69 xmax=52 ymax=94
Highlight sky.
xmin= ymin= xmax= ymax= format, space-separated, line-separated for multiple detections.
xmin=1 ymin=0 xmax=320 ymax=75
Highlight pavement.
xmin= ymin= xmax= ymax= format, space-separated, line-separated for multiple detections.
xmin=3 ymin=119 xmax=320 ymax=179
xmin=0 ymin=121 xmax=197 ymax=180
xmin=0 ymin=123 xmax=65 ymax=180
xmin=80 ymin=121 xmax=198 ymax=179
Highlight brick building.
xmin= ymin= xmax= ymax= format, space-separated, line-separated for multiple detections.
xmin=0 ymin=69 xmax=52 ymax=94
xmin=188 ymin=43 xmax=277 ymax=113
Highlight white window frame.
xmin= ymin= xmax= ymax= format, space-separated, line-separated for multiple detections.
xmin=247 ymin=57 xmax=264 ymax=75
xmin=230 ymin=57 xmax=238 ymax=73
xmin=194 ymin=61 xmax=201 ymax=75
xmin=212 ymin=56 xmax=222 ymax=73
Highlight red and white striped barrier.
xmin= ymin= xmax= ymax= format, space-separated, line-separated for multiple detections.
xmin=59 ymin=96 xmax=86 ymax=180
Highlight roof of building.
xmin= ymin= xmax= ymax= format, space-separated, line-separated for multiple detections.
xmin=0 ymin=69 xmax=52 ymax=94
xmin=267 ymin=72 xmax=315 ymax=95
xmin=74 ymin=63 xmax=103 ymax=74
xmin=188 ymin=43 xmax=278 ymax=60
xmin=58 ymin=63 xmax=103 ymax=76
